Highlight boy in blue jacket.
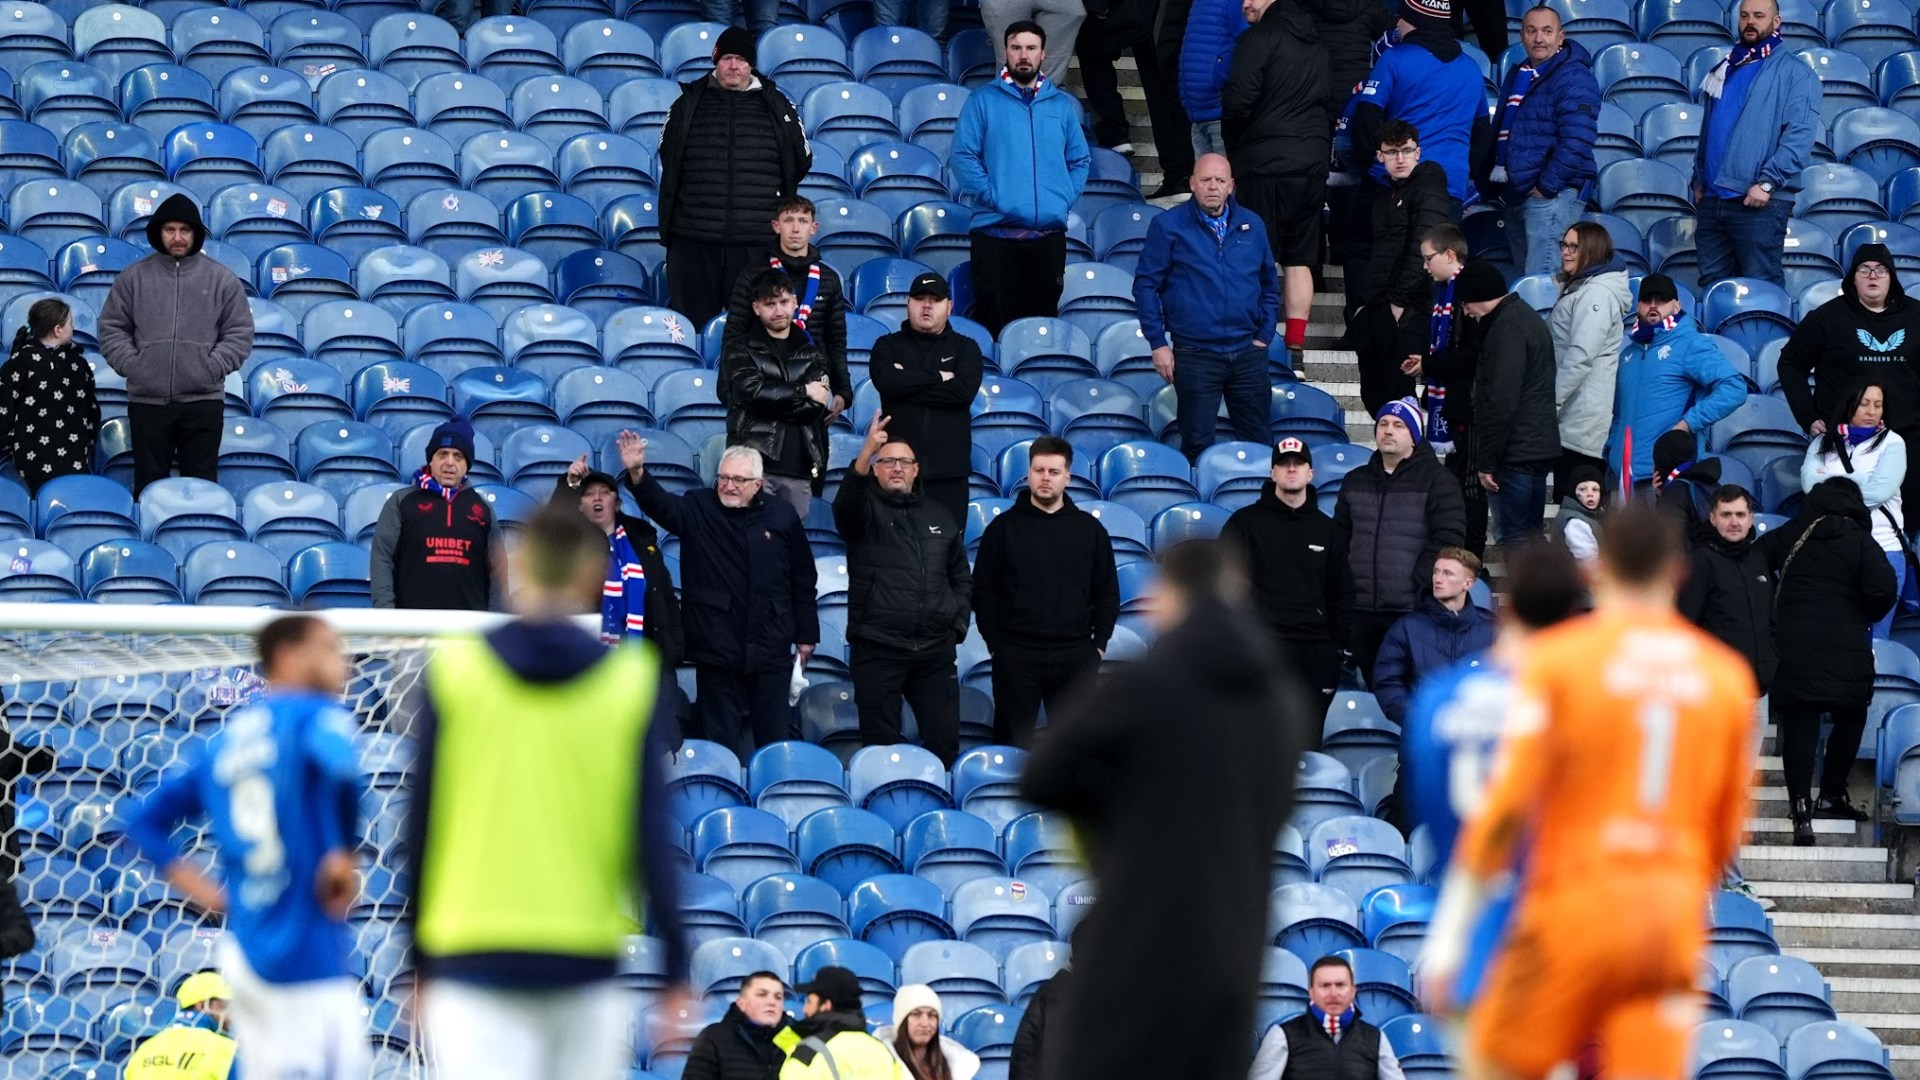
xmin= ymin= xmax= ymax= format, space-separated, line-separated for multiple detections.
xmin=1604 ymin=273 xmax=1749 ymax=488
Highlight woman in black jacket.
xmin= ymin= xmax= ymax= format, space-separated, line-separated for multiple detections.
xmin=1 ymin=297 xmax=98 ymax=494
xmin=1760 ymin=476 xmax=1899 ymax=844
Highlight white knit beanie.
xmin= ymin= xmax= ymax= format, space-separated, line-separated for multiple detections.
xmin=893 ymin=984 xmax=943 ymax=1026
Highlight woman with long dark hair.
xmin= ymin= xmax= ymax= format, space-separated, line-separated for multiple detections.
xmin=1548 ymin=220 xmax=1630 ymax=497
xmin=1 ymin=297 xmax=98 ymax=493
xmin=1802 ymin=378 xmax=1909 ymax=639
xmin=881 ymin=986 xmax=979 ymax=1080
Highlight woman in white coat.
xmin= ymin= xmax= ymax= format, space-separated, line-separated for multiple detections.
xmin=1549 ymin=221 xmax=1633 ymax=496
xmin=1803 ymin=378 xmax=1910 ymax=638
xmin=878 ymin=985 xmax=980 ymax=1080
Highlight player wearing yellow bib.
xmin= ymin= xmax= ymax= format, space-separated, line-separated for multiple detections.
xmin=124 ymin=972 xmax=237 ymax=1080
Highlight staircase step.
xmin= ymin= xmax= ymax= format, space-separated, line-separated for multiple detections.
xmin=1748 ymin=817 xmax=1858 ymax=837
xmin=1738 ymin=844 xmax=1889 ymax=883
xmin=1791 ymin=949 xmax=1920 ymax=983
xmin=1769 ymin=910 xmax=1920 ymax=949
xmin=1843 ymin=1013 xmax=1920 ymax=1046
xmin=1756 ymin=882 xmax=1914 ymax=900
xmin=1831 ymin=978 xmax=1920 ymax=1014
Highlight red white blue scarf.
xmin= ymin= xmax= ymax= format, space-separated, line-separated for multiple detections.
xmin=774 ymin=255 xmax=822 ymax=344
xmin=602 ymin=525 xmax=646 ymax=646
xmin=1426 ymin=272 xmax=1458 ymax=454
xmin=1704 ymin=30 xmax=1782 ymax=99
xmin=414 ymin=466 xmax=461 ymax=500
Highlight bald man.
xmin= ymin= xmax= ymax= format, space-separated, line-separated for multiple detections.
xmin=1131 ymin=153 xmax=1282 ymax=461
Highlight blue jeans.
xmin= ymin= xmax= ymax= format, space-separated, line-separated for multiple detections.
xmin=1174 ymin=344 xmax=1269 ymax=461
xmin=701 ymin=0 xmax=780 ymax=31
xmin=1190 ymin=121 xmax=1226 ymax=160
xmin=1489 ymin=461 xmax=1551 ymax=545
xmin=1875 ymin=549 xmax=1906 ymax=640
xmin=874 ymin=0 xmax=950 ymax=38
xmin=1503 ymin=189 xmax=1582 ymax=277
xmin=1695 ymin=196 xmax=1789 ymax=292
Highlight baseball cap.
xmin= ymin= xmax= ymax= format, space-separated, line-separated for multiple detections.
xmin=576 ymin=470 xmax=621 ymax=494
xmin=795 ymin=965 xmax=864 ymax=1008
xmin=907 ymin=271 xmax=950 ymax=299
xmin=1638 ymin=273 xmax=1680 ymax=304
xmin=176 ymin=971 xmax=233 ymax=1011
xmin=1272 ymin=437 xmax=1311 ymax=465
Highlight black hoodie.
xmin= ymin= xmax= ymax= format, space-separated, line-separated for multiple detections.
xmin=971 ymin=491 xmax=1121 ymax=653
xmin=1777 ymin=242 xmax=1920 ymax=434
xmin=1221 ymin=480 xmax=1356 ymax=647
xmin=1219 ymin=2 xmax=1332 ymax=177
xmin=1759 ymin=477 xmax=1899 ymax=708
xmin=1679 ymin=526 xmax=1778 ymax=691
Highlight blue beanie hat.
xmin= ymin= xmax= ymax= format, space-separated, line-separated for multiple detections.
xmin=1377 ymin=396 xmax=1425 ymax=445
xmin=427 ymin=416 xmax=476 ymax=465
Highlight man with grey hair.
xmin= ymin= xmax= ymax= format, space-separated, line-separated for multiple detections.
xmin=618 ymin=431 xmax=818 ymax=756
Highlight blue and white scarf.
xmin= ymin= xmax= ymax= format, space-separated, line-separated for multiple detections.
xmin=1703 ymin=30 xmax=1782 ymax=99
xmin=602 ymin=525 xmax=646 ymax=646
xmin=1490 ymin=62 xmax=1543 ymax=181
xmin=414 ymin=465 xmax=462 ymax=500
xmin=1426 ymin=273 xmax=1458 ymax=454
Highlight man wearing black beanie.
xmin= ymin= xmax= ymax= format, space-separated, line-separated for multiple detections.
xmin=1457 ymin=259 xmax=1560 ymax=546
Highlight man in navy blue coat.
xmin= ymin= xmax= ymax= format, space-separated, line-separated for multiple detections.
xmin=1371 ymin=545 xmax=1496 ymax=723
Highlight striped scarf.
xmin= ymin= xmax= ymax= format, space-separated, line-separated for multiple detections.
xmin=774 ymin=255 xmax=823 ymax=344
xmin=1000 ymin=66 xmax=1047 ymax=99
xmin=1490 ymin=61 xmax=1543 ymax=181
xmin=601 ymin=525 xmax=646 ymax=646
xmin=414 ymin=466 xmax=461 ymax=500
xmin=1426 ymin=273 xmax=1458 ymax=454
xmin=1630 ymin=310 xmax=1682 ymax=345
xmin=1704 ymin=30 xmax=1781 ymax=98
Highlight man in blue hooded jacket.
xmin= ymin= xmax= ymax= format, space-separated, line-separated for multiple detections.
xmin=1474 ymin=5 xmax=1600 ymax=275
xmin=951 ymin=20 xmax=1093 ymax=335
xmin=1604 ymin=273 xmax=1748 ymax=487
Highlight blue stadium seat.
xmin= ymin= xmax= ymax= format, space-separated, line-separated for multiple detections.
xmin=268 ymin=10 xmax=367 ymax=88
xmin=0 ymin=3 xmax=71 ymax=76
xmin=53 ymin=236 xmax=136 ymax=314
xmin=804 ymin=81 xmax=902 ymax=159
xmin=798 ymin=682 xmax=866 ymax=764
xmin=1361 ymin=883 xmax=1435 ymax=969
xmin=1002 ymin=811 xmax=1081 ymax=899
xmin=1710 ymin=887 xmax=1784 ymax=972
xmin=794 ymin=938 xmax=898 ymax=1000
xmin=49 ymin=924 xmax=156 ymax=994
xmin=850 ymin=26 xmax=943 ymax=102
xmin=510 ymin=74 xmax=606 ymax=152
xmin=367 ymin=12 xmax=465 ymax=91
xmin=454 ymin=245 xmax=557 ymax=324
xmin=416 ymin=69 xmax=516 ymax=145
xmin=461 ymin=131 xmax=563 ymax=208
xmin=950 ymin=745 xmax=1031 ymax=832
xmin=998 ymin=318 xmax=1096 ymax=396
xmin=1638 ymin=101 xmax=1703 ymax=174
xmin=1591 ymin=102 xmax=1643 ymax=173
xmin=601 ymin=189 xmax=664 ymax=269
xmin=363 ymin=128 xmax=462 ymax=204
xmin=181 ymin=539 xmax=289 ymax=606
xmin=216 ymin=416 xmax=297 ymax=498
xmin=61 ymin=121 xmax=162 ymax=202
xmin=849 ymin=141 xmax=947 ymax=223
xmin=1638 ymin=0 xmax=1732 ymax=61
xmin=1001 ymin=941 xmax=1067 ymax=1008
xmin=1291 ymin=751 xmax=1367 ymax=835
xmin=1054 ymin=261 xmax=1135 ymax=340
xmin=688 ymin=937 xmax=788 ymax=1006
xmin=1692 ymin=1019 xmax=1790 ymax=1079
xmin=1796 ymin=161 xmax=1886 ymax=234
xmin=246 ymin=356 xmax=351 ymax=432
xmin=551 ymin=366 xmax=652 ymax=446
xmin=1075 ymin=149 xmax=1142 ymax=225
xmin=898 ymin=81 xmax=970 ymax=159
xmin=5 ymin=180 xmax=101 ymax=256
xmin=79 ymin=539 xmax=180 ymax=603
xmin=848 ymin=256 xmax=934 ymax=326
xmin=206 ymin=183 xmax=309 ymax=264
xmin=405 ymin=187 xmax=507 ymax=265
xmin=0 ymin=119 xmax=63 ymax=196
xmin=691 ymin=805 xmax=799 ymax=892
xmin=1832 ymin=107 xmax=1920 ymax=185
xmin=801 ymin=142 xmax=855 ymax=205
xmin=1270 ymin=881 xmax=1366 ymax=963
xmin=1329 ymin=947 xmax=1419 ymax=1025
xmin=240 ymin=480 xmax=343 ymax=561
xmin=287 ymin=540 xmax=371 ymax=606
xmin=951 ymin=1004 xmax=1024 ymax=1075
xmin=343 ymin=482 xmax=401 ymax=543
xmin=951 ymin=876 xmax=1054 ymax=962
xmin=1729 ymin=955 xmax=1837 ymax=1045
xmin=0 ymin=477 xmax=29 ymax=542
xmin=1702 ymin=278 xmax=1797 ymax=358
xmin=848 ymin=744 xmax=952 ymax=832
xmin=662 ymin=740 xmax=749 ymax=831
xmin=900 ymin=809 xmax=1005 ymax=896
xmin=161 ymin=124 xmax=261 ymax=206
xmin=555 ymin=133 xmax=653 ymax=214
xmin=303 ymin=300 xmax=404 ymax=373
xmin=350 ymin=360 xmax=453 ymax=440
xmin=309 ymin=187 xmax=406 ymax=266
xmin=1596 ymin=158 xmax=1692 ymax=236
xmin=215 ymin=65 xmax=320 ymax=143
xmin=607 ymin=76 xmax=679 ymax=147
xmin=1593 ymin=42 xmax=1688 ymax=116
xmin=1323 ymin=691 xmax=1400 ymax=778
xmin=1277 ymin=824 xmax=1313 ymax=888
xmin=1041 ymin=378 xmax=1147 ymax=460
xmin=1841 ymin=220 xmax=1920 ymax=278
xmin=1254 ymin=947 xmax=1311 ymax=1031
xmin=73 ymin=6 xmax=168 ymax=86
xmin=317 ymin=69 xmax=414 ymax=147
xmin=1803 ymin=48 xmax=1879 ymax=131
xmin=897 ymin=201 xmax=973 ymax=277
xmin=650 ymin=367 xmax=727 ymax=447
xmin=747 ymin=740 xmax=849 ymax=830
xmin=1307 ymin=816 xmax=1414 ymax=905
xmin=353 ymin=246 xmax=453 ymax=318
xmin=138 ymin=477 xmax=243 ymax=561
xmin=452 ymin=365 xmax=558 ymax=444
xmin=1823 ymin=0 xmax=1920 ymax=68
xmin=499 ymin=422 xmax=592 ymax=488
xmin=757 ymin=26 xmax=853 ymax=101
xmin=466 ymin=16 xmax=564 ymax=87
xmin=0 ymin=233 xmax=52 ymax=313
xmin=1194 ymin=441 xmax=1271 ymax=510
xmin=1149 ymin=500 xmax=1229 ymax=552
xmin=1786 ymin=1020 xmax=1894 ymax=1080
xmin=1710 ymin=393 xmax=1807 ymax=475
xmin=170 ymin=8 xmax=271 ymax=85
xmin=294 ymin=419 xmax=400 ymax=501
xmin=744 ymin=872 xmax=852 ymax=961
xmin=562 ymin=20 xmax=660 ymax=96
xmin=671 ymin=873 xmax=747 ymax=952
xmin=900 ymin=941 xmax=1006 ymax=1017
xmin=554 ymin=248 xmax=649 ymax=322
xmin=501 ymin=301 xmax=599 ymax=380
xmin=505 ymin=190 xmax=601 ymax=268
xmin=35 ymin=475 xmax=137 ymax=558
xmin=17 ymin=61 xmax=119 ymax=141
xmin=815 ymin=196 xmax=899 ymax=269
xmin=1098 ymin=440 xmax=1197 ymax=523
xmin=795 ymin=806 xmax=901 ymax=896
xmin=847 ymin=873 xmax=954 ymax=963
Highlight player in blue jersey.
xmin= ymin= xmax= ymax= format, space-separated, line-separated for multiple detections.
xmin=127 ymin=614 xmax=370 ymax=1080
xmin=1399 ymin=543 xmax=1585 ymax=1004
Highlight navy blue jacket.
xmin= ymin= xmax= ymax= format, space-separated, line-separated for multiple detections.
xmin=1371 ymin=593 xmax=1497 ymax=723
xmin=1476 ymin=39 xmax=1601 ymax=203
xmin=1132 ymin=196 xmax=1280 ymax=353
xmin=1178 ymin=0 xmax=1249 ymax=122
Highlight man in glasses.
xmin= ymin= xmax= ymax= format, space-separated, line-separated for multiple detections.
xmin=618 ymin=430 xmax=818 ymax=757
xmin=1347 ymin=120 xmax=1457 ymax=417
xmin=834 ymin=411 xmax=973 ymax=765
xmin=1777 ymin=241 xmax=1920 ymax=529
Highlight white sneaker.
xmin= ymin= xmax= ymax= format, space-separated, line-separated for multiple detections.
xmin=1109 ymin=142 xmax=1134 ymax=155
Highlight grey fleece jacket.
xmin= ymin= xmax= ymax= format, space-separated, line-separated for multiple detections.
xmin=98 ymin=193 xmax=253 ymax=406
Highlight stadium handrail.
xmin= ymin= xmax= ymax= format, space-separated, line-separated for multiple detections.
xmin=0 ymin=603 xmax=596 ymax=637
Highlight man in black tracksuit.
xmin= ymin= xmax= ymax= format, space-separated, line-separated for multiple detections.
xmin=719 ymin=269 xmax=834 ymax=516
xmin=835 ymin=412 xmax=973 ymax=766
xmin=1679 ymin=484 xmax=1778 ymax=693
xmin=658 ymin=28 xmax=812 ymax=327
xmin=971 ymin=436 xmax=1120 ymax=747
xmin=869 ymin=271 xmax=986 ymax=531
xmin=370 ymin=416 xmax=495 ymax=611
xmin=1221 ymin=437 xmax=1356 ymax=732
xmin=723 ymin=196 xmax=854 ymax=421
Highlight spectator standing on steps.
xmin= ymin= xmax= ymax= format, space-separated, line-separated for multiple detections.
xmin=1081 ymin=0 xmax=1196 ymax=192
xmin=1678 ymin=484 xmax=1777 ymax=692
xmin=1691 ymin=0 xmax=1819 ymax=291
xmin=1302 ymin=0 xmax=1392 ymax=269
xmin=950 ymin=21 xmax=1092 ymax=335
xmin=1349 ymin=121 xmax=1457 ymax=417
xmin=1549 ymin=221 xmax=1631 ymax=495
xmin=1458 ymin=259 xmax=1561 ymax=547
xmin=1801 ymin=379 xmax=1910 ymax=639
xmin=1131 ymin=153 xmax=1278 ymax=462
xmin=971 ymin=436 xmax=1120 ymax=747
xmin=371 ymin=417 xmax=496 ymax=612
xmin=725 ymin=197 xmax=854 ymax=424
xmin=1408 ymin=224 xmax=1489 ymax=558
xmin=835 ymin=413 xmax=972 ymax=767
xmin=1219 ymin=0 xmax=1329 ymax=363
xmin=618 ymin=432 xmax=817 ymax=759
xmin=1179 ymin=0 xmax=1249 ymax=157
xmin=98 ymin=193 xmax=253 ymax=496
xmin=659 ymin=29 xmax=813 ymax=327
xmin=1476 ymin=5 xmax=1600 ymax=276
xmin=719 ymin=269 xmax=834 ymax=517
xmin=869 ymin=271 xmax=986 ymax=531
xmin=1221 ymin=437 xmax=1357 ymax=729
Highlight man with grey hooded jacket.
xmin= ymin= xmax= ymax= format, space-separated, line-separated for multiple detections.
xmin=98 ymin=194 xmax=253 ymax=495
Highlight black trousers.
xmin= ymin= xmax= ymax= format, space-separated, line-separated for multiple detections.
xmin=128 ymin=400 xmax=223 ymax=497
xmin=665 ymin=240 xmax=764 ymax=329
xmin=1447 ymin=446 xmax=1490 ymax=559
xmin=693 ymin=663 xmax=791 ymax=760
xmin=922 ymin=475 xmax=970 ymax=537
xmin=968 ymin=231 xmax=1067 ymax=336
xmin=1341 ymin=180 xmax=1386 ymax=322
xmin=989 ymin=641 xmax=1100 ymax=747
xmin=851 ymin=640 xmax=961 ymax=766
xmin=1454 ymin=0 xmax=1509 ymax=58
xmin=1777 ymin=700 xmax=1869 ymax=805
xmin=1078 ymin=35 xmax=1194 ymax=183
xmin=1353 ymin=609 xmax=1405 ymax=689
xmin=1274 ymin=636 xmax=1340 ymax=750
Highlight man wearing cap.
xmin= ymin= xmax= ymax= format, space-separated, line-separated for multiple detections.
xmin=370 ymin=416 xmax=496 ymax=611
xmin=971 ymin=435 xmax=1120 ymax=747
xmin=1132 ymin=152 xmax=1279 ymax=462
xmin=125 ymin=971 xmax=238 ymax=1080
xmin=659 ymin=27 xmax=813 ymax=327
xmin=1222 ymin=437 xmax=1356 ymax=728
xmin=557 ymin=456 xmax=685 ymax=666
xmin=1457 ymin=259 xmax=1561 ymax=545
xmin=951 ymin=20 xmax=1092 ymax=335
xmin=1335 ymin=397 xmax=1468 ymax=681
xmin=1692 ymin=0 xmax=1818 ymax=290
xmin=782 ymin=967 xmax=905 ymax=1080
xmin=1604 ymin=274 xmax=1747 ymax=489
xmin=869 ymin=270 xmax=986 ymax=531
xmin=98 ymin=191 xmax=254 ymax=496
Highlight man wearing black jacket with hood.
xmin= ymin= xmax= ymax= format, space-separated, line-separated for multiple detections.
xmin=972 ymin=436 xmax=1120 ymax=747
xmin=685 ymin=971 xmax=797 ymax=1080
xmin=1021 ymin=538 xmax=1310 ymax=1080
xmin=1679 ymin=485 xmax=1777 ymax=692
xmin=1351 ymin=121 xmax=1460 ymax=413
xmin=1459 ymin=260 xmax=1561 ymax=546
xmin=1777 ymin=242 xmax=1920 ymax=530
xmin=1222 ymin=437 xmax=1356 ymax=727
xmin=870 ymin=271 xmax=986 ymax=531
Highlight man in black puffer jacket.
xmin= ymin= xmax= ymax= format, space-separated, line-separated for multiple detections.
xmin=659 ymin=28 xmax=812 ymax=327
xmin=720 ymin=269 xmax=833 ymax=515
xmin=835 ymin=412 xmax=972 ymax=766
xmin=1334 ymin=397 xmax=1467 ymax=681
xmin=685 ymin=972 xmax=797 ymax=1080
xmin=1679 ymin=484 xmax=1777 ymax=692
xmin=1458 ymin=260 xmax=1560 ymax=547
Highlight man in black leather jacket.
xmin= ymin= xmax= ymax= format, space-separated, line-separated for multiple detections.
xmin=720 ymin=269 xmax=833 ymax=517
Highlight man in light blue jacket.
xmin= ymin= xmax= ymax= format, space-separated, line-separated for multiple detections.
xmin=1605 ymin=273 xmax=1749 ymax=487
xmin=1691 ymin=0 xmax=1819 ymax=290
xmin=950 ymin=20 xmax=1092 ymax=335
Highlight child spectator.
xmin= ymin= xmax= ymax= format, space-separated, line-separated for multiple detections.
xmin=1550 ymin=464 xmax=1605 ymax=566
xmin=1 ymin=297 xmax=99 ymax=494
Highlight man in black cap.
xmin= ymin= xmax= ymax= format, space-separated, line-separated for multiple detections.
xmin=1604 ymin=272 xmax=1746 ymax=489
xmin=659 ymin=27 xmax=812 ymax=327
xmin=1457 ymin=259 xmax=1560 ymax=547
xmin=1222 ymin=437 xmax=1355 ymax=729
xmin=869 ymin=270 xmax=985 ymax=530
xmin=780 ymin=967 xmax=899 ymax=1080
xmin=370 ymin=417 xmax=496 ymax=611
